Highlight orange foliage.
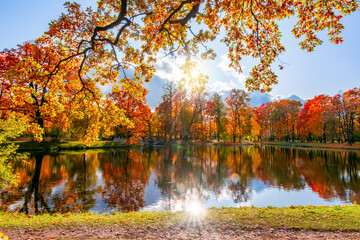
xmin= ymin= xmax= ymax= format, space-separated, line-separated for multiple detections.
xmin=109 ymin=80 xmax=151 ymax=144
xmin=297 ymin=95 xmax=330 ymax=140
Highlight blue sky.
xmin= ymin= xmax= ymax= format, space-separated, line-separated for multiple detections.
xmin=1 ymin=1 xmax=359 ymax=103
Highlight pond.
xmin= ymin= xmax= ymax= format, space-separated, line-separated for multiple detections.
xmin=1 ymin=145 xmax=360 ymax=214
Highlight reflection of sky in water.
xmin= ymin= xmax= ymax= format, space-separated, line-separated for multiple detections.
xmin=142 ymin=173 xmax=162 ymax=208
xmin=90 ymin=170 xmax=108 ymax=213
xmin=140 ymin=177 xmax=346 ymax=213
xmin=243 ymin=185 xmax=344 ymax=207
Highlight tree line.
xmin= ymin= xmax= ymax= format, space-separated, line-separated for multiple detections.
xmin=1 ymin=49 xmax=359 ymax=146
xmin=150 ymin=82 xmax=360 ymax=145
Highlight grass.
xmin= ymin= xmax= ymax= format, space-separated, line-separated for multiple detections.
xmin=1 ymin=205 xmax=360 ymax=231
xmin=4 ymin=140 xmax=132 ymax=152
xmin=0 ymin=211 xmax=175 ymax=229
xmin=211 ymin=205 xmax=360 ymax=231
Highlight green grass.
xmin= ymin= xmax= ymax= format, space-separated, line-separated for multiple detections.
xmin=3 ymin=140 xmax=133 ymax=152
xmin=1 ymin=205 xmax=360 ymax=231
xmin=0 ymin=211 xmax=175 ymax=229
xmin=211 ymin=205 xmax=360 ymax=231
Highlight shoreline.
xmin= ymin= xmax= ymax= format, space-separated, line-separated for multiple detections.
xmin=3 ymin=140 xmax=130 ymax=152
xmin=255 ymin=141 xmax=360 ymax=151
xmin=3 ymin=140 xmax=360 ymax=152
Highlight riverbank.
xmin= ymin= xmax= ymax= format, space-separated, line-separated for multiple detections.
xmin=256 ymin=141 xmax=360 ymax=151
xmin=4 ymin=139 xmax=360 ymax=152
xmin=191 ymin=139 xmax=360 ymax=151
xmin=1 ymin=205 xmax=360 ymax=239
xmin=5 ymin=140 xmax=129 ymax=152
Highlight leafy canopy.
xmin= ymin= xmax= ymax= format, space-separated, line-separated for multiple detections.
xmin=46 ymin=0 xmax=358 ymax=92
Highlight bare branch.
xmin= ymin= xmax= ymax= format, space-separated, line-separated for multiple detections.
xmin=158 ymin=0 xmax=199 ymax=33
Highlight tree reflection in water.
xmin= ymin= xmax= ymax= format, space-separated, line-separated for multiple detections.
xmin=98 ymin=149 xmax=151 ymax=212
xmin=0 ymin=146 xmax=359 ymax=214
xmin=0 ymin=153 xmax=99 ymax=214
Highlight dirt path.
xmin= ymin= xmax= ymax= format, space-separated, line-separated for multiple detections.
xmin=2 ymin=224 xmax=360 ymax=239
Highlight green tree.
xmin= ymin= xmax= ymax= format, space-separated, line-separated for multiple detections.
xmin=211 ymin=92 xmax=225 ymax=142
xmin=0 ymin=114 xmax=29 ymax=189
xmin=163 ymin=81 xmax=178 ymax=140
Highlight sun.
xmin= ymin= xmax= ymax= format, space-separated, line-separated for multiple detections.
xmin=183 ymin=198 xmax=207 ymax=226
xmin=189 ymin=68 xmax=201 ymax=79
xmin=179 ymin=64 xmax=208 ymax=94
xmin=186 ymin=200 xmax=204 ymax=215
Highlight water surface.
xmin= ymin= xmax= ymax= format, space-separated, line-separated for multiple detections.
xmin=1 ymin=145 xmax=359 ymax=214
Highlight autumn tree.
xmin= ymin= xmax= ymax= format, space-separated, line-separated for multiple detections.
xmin=331 ymin=89 xmax=360 ymax=145
xmin=177 ymin=60 xmax=208 ymax=140
xmin=0 ymin=41 xmax=72 ymax=140
xmin=109 ymin=79 xmax=151 ymax=144
xmin=178 ymin=91 xmax=208 ymax=140
xmin=156 ymin=81 xmax=185 ymax=141
xmin=250 ymin=109 xmax=261 ymax=141
xmin=0 ymin=52 xmax=19 ymax=111
xmin=151 ymin=111 xmax=162 ymax=139
xmin=156 ymin=98 xmax=171 ymax=140
xmin=271 ymin=100 xmax=302 ymax=141
xmin=44 ymin=0 xmax=358 ymax=95
xmin=256 ymin=102 xmax=274 ymax=140
xmin=297 ymin=95 xmax=331 ymax=142
xmin=0 ymin=39 xmax=126 ymax=143
xmin=2 ymin=0 xmax=359 ymax=144
xmin=225 ymin=89 xmax=250 ymax=143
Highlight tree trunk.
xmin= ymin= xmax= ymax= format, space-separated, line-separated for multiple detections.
xmin=217 ymin=119 xmax=220 ymax=142
xmin=35 ymin=109 xmax=45 ymax=141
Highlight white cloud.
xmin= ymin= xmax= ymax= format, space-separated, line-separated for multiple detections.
xmin=210 ymin=80 xmax=238 ymax=94
xmin=153 ymin=55 xmax=249 ymax=94
xmin=154 ymin=57 xmax=213 ymax=95
xmin=216 ymin=54 xmax=247 ymax=86
xmin=153 ymin=57 xmax=186 ymax=83
xmin=154 ymin=57 xmax=207 ymax=82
